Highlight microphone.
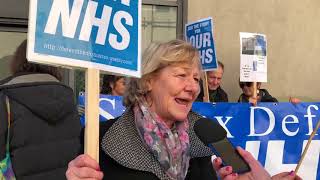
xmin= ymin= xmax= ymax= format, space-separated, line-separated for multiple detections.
xmin=194 ymin=118 xmax=251 ymax=174
xmin=194 ymin=117 xmax=227 ymax=143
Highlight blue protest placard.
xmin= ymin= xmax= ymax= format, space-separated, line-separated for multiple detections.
xmin=28 ymin=0 xmax=141 ymax=77
xmin=185 ymin=17 xmax=217 ymax=71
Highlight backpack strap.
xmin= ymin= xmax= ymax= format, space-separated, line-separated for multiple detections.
xmin=5 ymin=96 xmax=11 ymax=152
xmin=0 ymin=96 xmax=16 ymax=180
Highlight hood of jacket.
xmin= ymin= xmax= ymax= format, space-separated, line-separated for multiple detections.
xmin=0 ymin=73 xmax=76 ymax=124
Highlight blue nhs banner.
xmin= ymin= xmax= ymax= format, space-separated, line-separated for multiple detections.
xmin=28 ymin=0 xmax=141 ymax=77
xmin=77 ymin=96 xmax=320 ymax=179
xmin=78 ymin=94 xmax=125 ymax=126
xmin=193 ymin=102 xmax=320 ymax=180
xmin=185 ymin=17 xmax=217 ymax=70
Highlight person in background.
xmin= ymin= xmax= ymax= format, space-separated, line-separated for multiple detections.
xmin=238 ymin=81 xmax=301 ymax=105
xmin=196 ymin=61 xmax=228 ymax=102
xmin=78 ymin=75 xmax=126 ymax=118
xmin=101 ymin=75 xmax=126 ymax=96
xmin=0 ymin=40 xmax=81 ymax=179
xmin=66 ymin=40 xmax=300 ymax=180
xmin=238 ymin=81 xmax=278 ymax=104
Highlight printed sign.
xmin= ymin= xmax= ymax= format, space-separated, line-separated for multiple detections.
xmin=28 ymin=0 xmax=141 ymax=77
xmin=185 ymin=17 xmax=217 ymax=71
xmin=240 ymin=32 xmax=267 ymax=82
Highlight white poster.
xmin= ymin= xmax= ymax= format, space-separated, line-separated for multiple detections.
xmin=240 ymin=32 xmax=267 ymax=82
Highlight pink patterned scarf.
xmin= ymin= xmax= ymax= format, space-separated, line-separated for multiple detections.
xmin=134 ymin=98 xmax=190 ymax=180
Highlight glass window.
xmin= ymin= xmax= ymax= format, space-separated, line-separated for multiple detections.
xmin=142 ymin=5 xmax=177 ymax=51
xmin=0 ymin=32 xmax=27 ymax=80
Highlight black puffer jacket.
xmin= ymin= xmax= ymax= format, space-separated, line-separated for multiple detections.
xmin=0 ymin=73 xmax=81 ymax=180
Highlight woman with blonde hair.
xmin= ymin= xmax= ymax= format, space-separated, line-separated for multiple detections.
xmin=66 ymin=40 xmax=300 ymax=180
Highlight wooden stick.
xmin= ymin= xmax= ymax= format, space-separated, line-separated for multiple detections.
xmin=84 ymin=68 xmax=100 ymax=162
xmin=252 ymin=82 xmax=258 ymax=106
xmin=295 ymin=119 xmax=320 ymax=174
xmin=252 ymin=82 xmax=257 ymax=99
xmin=203 ymin=72 xmax=210 ymax=102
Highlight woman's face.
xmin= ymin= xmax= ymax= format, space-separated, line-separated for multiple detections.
xmin=112 ymin=78 xmax=126 ymax=96
xmin=242 ymin=85 xmax=254 ymax=97
xmin=147 ymin=62 xmax=200 ymax=127
xmin=241 ymin=82 xmax=260 ymax=97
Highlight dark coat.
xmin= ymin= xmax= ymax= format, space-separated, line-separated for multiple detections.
xmin=238 ymin=89 xmax=278 ymax=103
xmin=208 ymin=87 xmax=229 ymax=102
xmin=85 ymin=108 xmax=218 ymax=180
xmin=196 ymin=83 xmax=228 ymax=102
xmin=0 ymin=73 xmax=81 ymax=180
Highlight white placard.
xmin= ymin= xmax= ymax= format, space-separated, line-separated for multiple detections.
xmin=240 ymin=32 xmax=267 ymax=82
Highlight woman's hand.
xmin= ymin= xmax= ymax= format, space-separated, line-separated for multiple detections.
xmin=212 ymin=147 xmax=302 ymax=180
xmin=271 ymin=172 xmax=302 ymax=180
xmin=213 ymin=147 xmax=270 ymax=180
xmin=66 ymin=154 xmax=104 ymax=180
xmin=289 ymin=97 xmax=301 ymax=104
xmin=249 ymin=96 xmax=258 ymax=106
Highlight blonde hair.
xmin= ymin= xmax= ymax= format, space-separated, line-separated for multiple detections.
xmin=123 ymin=39 xmax=201 ymax=107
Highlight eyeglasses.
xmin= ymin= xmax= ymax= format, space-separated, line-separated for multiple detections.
xmin=239 ymin=82 xmax=253 ymax=88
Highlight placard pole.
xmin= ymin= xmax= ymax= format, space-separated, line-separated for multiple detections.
xmin=203 ymin=72 xmax=210 ymax=102
xmin=84 ymin=68 xmax=100 ymax=162
xmin=295 ymin=119 xmax=320 ymax=174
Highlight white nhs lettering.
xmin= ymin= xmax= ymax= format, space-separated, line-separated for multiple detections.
xmin=44 ymin=0 xmax=133 ymax=50
xmin=189 ymin=32 xmax=213 ymax=64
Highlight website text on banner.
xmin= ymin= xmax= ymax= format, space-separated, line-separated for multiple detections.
xmin=28 ymin=0 xmax=141 ymax=77
xmin=185 ymin=17 xmax=217 ymax=71
xmin=81 ymin=96 xmax=320 ymax=179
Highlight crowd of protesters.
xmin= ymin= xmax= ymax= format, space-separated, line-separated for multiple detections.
xmin=0 ymin=39 xmax=302 ymax=180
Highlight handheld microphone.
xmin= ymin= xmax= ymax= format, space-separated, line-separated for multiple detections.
xmin=194 ymin=118 xmax=251 ymax=174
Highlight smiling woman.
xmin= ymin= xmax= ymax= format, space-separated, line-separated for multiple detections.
xmin=124 ymin=40 xmax=202 ymax=128
xmin=66 ymin=39 xmax=218 ymax=180
xmin=66 ymin=39 xmax=301 ymax=180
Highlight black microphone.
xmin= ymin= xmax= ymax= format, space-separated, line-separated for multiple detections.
xmin=194 ymin=117 xmax=227 ymax=143
xmin=194 ymin=118 xmax=251 ymax=174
